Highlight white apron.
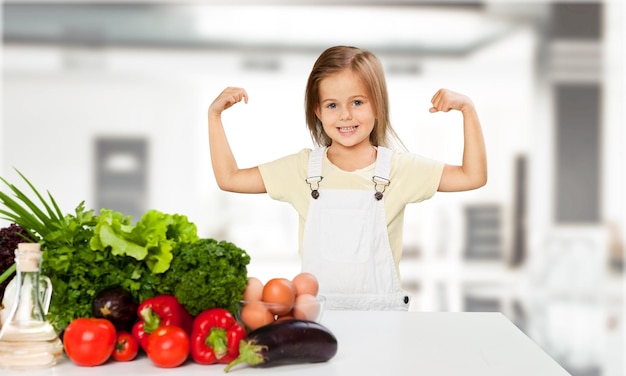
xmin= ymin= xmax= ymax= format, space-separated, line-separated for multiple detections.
xmin=301 ymin=147 xmax=410 ymax=311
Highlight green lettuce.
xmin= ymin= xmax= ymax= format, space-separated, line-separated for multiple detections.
xmin=90 ymin=209 xmax=199 ymax=274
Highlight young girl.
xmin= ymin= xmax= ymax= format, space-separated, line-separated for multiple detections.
xmin=208 ymin=46 xmax=487 ymax=311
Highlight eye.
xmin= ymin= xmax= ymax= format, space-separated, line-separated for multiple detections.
xmin=326 ymin=103 xmax=337 ymax=109
xmin=352 ymin=100 xmax=363 ymax=106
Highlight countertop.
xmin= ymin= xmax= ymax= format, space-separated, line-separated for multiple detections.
xmin=4 ymin=310 xmax=570 ymax=375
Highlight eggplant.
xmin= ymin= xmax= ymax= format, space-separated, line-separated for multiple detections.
xmin=92 ymin=286 xmax=138 ymax=331
xmin=224 ymin=319 xmax=338 ymax=372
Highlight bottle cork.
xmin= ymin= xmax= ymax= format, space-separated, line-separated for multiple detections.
xmin=16 ymin=243 xmax=42 ymax=272
xmin=17 ymin=243 xmax=41 ymax=252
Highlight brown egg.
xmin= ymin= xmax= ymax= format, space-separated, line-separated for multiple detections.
xmin=292 ymin=272 xmax=319 ymax=297
xmin=243 ymin=276 xmax=264 ymax=302
xmin=262 ymin=278 xmax=295 ymax=316
xmin=240 ymin=301 xmax=275 ymax=330
xmin=292 ymin=294 xmax=321 ymax=321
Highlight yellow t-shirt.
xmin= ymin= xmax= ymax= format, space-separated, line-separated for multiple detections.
xmin=258 ymin=148 xmax=444 ymax=272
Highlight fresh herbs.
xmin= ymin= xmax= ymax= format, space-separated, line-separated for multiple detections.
xmin=45 ymin=206 xmax=200 ymax=330
xmin=0 ymin=170 xmax=207 ymax=331
xmin=155 ymin=238 xmax=251 ymax=316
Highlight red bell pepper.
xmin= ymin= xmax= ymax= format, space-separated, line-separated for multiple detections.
xmin=190 ymin=308 xmax=246 ymax=365
xmin=131 ymin=294 xmax=193 ymax=351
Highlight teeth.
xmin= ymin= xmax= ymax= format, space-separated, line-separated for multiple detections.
xmin=339 ymin=126 xmax=357 ymax=132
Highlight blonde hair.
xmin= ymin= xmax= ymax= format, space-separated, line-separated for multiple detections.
xmin=304 ymin=46 xmax=405 ymax=149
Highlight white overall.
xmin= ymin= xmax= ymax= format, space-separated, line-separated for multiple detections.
xmin=301 ymin=147 xmax=410 ymax=311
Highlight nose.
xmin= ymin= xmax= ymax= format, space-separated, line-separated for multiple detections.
xmin=340 ymin=107 xmax=352 ymax=121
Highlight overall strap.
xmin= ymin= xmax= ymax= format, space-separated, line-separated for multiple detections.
xmin=374 ymin=146 xmax=392 ymax=181
xmin=307 ymin=147 xmax=325 ymax=179
xmin=305 ymin=147 xmax=325 ymax=199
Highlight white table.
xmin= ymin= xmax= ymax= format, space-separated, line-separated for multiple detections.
xmin=5 ymin=311 xmax=570 ymax=375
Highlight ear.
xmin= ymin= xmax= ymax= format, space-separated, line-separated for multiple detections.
xmin=314 ymin=105 xmax=321 ymax=122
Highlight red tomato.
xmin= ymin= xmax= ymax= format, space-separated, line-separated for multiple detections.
xmin=63 ymin=317 xmax=116 ymax=367
xmin=146 ymin=326 xmax=190 ymax=368
xmin=112 ymin=331 xmax=139 ymax=362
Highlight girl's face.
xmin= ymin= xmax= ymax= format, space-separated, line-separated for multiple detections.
xmin=315 ymin=69 xmax=376 ymax=150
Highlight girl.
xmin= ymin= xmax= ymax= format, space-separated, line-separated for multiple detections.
xmin=208 ymin=46 xmax=487 ymax=311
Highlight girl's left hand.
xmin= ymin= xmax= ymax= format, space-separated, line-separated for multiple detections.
xmin=429 ymin=89 xmax=473 ymax=113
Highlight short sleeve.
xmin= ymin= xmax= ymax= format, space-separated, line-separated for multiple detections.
xmin=391 ymin=151 xmax=444 ymax=204
xmin=258 ymin=149 xmax=311 ymax=203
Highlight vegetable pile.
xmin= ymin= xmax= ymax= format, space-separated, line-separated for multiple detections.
xmin=0 ymin=171 xmax=339 ymax=372
xmin=61 ymin=303 xmax=337 ymax=371
xmin=0 ymin=171 xmax=250 ymax=331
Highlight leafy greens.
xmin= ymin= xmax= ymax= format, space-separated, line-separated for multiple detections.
xmin=155 ymin=238 xmax=251 ymax=316
xmin=0 ymin=170 xmax=202 ymax=331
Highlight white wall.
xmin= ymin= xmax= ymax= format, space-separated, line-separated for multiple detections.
xmin=1 ymin=25 xmax=536 ymax=260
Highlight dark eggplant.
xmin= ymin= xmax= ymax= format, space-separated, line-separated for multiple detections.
xmin=224 ymin=319 xmax=338 ymax=372
xmin=92 ymin=286 xmax=138 ymax=331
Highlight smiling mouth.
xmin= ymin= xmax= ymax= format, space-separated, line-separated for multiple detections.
xmin=338 ymin=126 xmax=358 ymax=133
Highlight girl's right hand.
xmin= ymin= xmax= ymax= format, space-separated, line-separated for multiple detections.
xmin=208 ymin=87 xmax=248 ymax=117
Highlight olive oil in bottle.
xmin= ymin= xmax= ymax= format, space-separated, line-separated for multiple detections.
xmin=0 ymin=243 xmax=63 ymax=369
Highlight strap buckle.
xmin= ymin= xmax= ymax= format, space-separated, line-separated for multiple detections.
xmin=372 ymin=175 xmax=390 ymax=201
xmin=305 ymin=176 xmax=323 ymax=199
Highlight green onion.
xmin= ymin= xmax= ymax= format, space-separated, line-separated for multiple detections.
xmin=0 ymin=263 xmax=16 ymax=285
xmin=0 ymin=169 xmax=63 ymax=239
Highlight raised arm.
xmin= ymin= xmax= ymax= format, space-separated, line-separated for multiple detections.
xmin=429 ymin=89 xmax=487 ymax=192
xmin=208 ymin=87 xmax=266 ymax=193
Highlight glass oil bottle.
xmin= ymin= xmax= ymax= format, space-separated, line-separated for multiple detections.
xmin=0 ymin=243 xmax=63 ymax=369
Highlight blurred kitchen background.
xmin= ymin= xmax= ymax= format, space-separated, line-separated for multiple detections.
xmin=1 ymin=1 xmax=624 ymax=374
